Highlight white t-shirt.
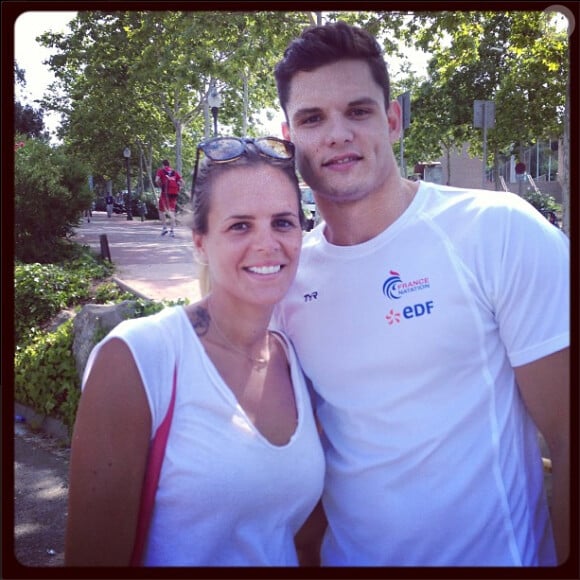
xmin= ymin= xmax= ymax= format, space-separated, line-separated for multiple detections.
xmin=84 ymin=306 xmax=325 ymax=566
xmin=273 ymin=182 xmax=569 ymax=566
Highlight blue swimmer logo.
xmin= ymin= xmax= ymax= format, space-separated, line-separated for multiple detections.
xmin=382 ymin=269 xmax=431 ymax=300
xmin=382 ymin=270 xmax=403 ymax=300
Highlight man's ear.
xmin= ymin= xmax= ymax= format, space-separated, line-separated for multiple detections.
xmin=387 ymin=100 xmax=402 ymax=144
xmin=282 ymin=121 xmax=291 ymax=141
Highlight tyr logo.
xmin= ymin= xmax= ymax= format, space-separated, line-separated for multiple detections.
xmin=304 ymin=292 xmax=318 ymax=302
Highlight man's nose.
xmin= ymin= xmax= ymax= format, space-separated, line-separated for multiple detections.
xmin=324 ymin=114 xmax=354 ymax=146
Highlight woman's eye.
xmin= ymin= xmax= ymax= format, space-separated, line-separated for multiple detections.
xmin=229 ymin=222 xmax=249 ymax=232
xmin=273 ymin=218 xmax=296 ymax=229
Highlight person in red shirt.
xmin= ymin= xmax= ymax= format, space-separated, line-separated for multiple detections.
xmin=155 ymin=160 xmax=183 ymax=236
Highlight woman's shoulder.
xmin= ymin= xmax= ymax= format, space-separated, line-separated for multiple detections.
xmin=106 ymin=305 xmax=187 ymax=351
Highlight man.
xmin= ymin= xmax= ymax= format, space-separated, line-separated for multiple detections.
xmin=273 ymin=21 xmax=569 ymax=566
xmin=155 ymin=159 xmax=183 ymax=237
xmin=105 ymin=193 xmax=114 ymax=218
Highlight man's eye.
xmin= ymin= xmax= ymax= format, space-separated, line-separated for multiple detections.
xmin=301 ymin=114 xmax=321 ymax=125
xmin=350 ymin=108 xmax=371 ymax=118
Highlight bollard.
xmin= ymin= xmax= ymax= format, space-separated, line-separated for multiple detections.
xmin=99 ymin=234 xmax=112 ymax=262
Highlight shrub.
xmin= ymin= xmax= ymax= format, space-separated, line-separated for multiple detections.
xmin=15 ymin=319 xmax=81 ymax=434
xmin=93 ymin=282 xmax=135 ymax=303
xmin=14 ymin=250 xmax=114 ymax=345
xmin=13 ymin=228 xmax=190 ymax=438
xmin=15 ymin=136 xmax=93 ymax=263
xmin=520 ymin=189 xmax=559 ymax=214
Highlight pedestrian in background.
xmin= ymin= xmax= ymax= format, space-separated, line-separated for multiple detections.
xmin=105 ymin=193 xmax=114 ymax=218
xmin=273 ymin=20 xmax=569 ymax=566
xmin=155 ymin=159 xmax=183 ymax=237
xmin=65 ymin=136 xmax=324 ymax=566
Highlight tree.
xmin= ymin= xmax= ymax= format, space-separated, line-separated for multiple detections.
xmin=14 ymin=63 xmax=48 ymax=139
xmin=37 ymin=11 xmax=311 ymax=189
xmin=401 ymin=11 xmax=568 ymax=188
xmin=15 ymin=137 xmax=93 ymax=262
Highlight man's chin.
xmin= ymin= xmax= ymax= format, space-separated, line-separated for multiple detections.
xmin=314 ymin=186 xmax=369 ymax=205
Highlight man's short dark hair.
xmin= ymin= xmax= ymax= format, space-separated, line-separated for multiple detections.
xmin=162 ymin=159 xmax=170 ymax=167
xmin=274 ymin=21 xmax=391 ymax=117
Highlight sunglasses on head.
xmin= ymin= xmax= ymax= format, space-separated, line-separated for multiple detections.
xmin=190 ymin=136 xmax=295 ymax=198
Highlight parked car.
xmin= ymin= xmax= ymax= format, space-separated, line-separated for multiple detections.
xmin=113 ymin=192 xmax=159 ymax=220
xmin=300 ymin=185 xmax=318 ymax=231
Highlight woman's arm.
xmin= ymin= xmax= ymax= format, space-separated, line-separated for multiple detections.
xmin=65 ymin=338 xmax=151 ymax=566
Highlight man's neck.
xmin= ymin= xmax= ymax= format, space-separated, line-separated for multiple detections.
xmin=317 ymin=179 xmax=419 ymax=246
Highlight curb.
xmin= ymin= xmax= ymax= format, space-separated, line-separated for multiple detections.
xmin=15 ymin=402 xmax=71 ymax=446
xmin=112 ymin=276 xmax=152 ymax=301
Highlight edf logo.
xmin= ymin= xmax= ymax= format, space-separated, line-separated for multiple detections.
xmin=403 ymin=301 xmax=434 ymax=319
xmin=386 ymin=301 xmax=434 ymax=324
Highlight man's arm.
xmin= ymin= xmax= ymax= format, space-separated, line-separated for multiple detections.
xmin=514 ymin=347 xmax=570 ymax=564
xmin=294 ymin=500 xmax=327 ymax=566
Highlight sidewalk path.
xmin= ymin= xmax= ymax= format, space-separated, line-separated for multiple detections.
xmin=73 ymin=211 xmax=203 ymax=303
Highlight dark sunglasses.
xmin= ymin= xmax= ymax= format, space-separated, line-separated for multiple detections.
xmin=191 ymin=136 xmax=295 ymax=198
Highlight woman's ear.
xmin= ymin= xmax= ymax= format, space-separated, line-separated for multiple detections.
xmin=192 ymin=232 xmax=208 ymax=265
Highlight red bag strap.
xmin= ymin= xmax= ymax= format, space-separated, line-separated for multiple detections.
xmin=130 ymin=365 xmax=177 ymax=566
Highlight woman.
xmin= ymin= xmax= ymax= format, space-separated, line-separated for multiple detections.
xmin=65 ymin=137 xmax=325 ymax=566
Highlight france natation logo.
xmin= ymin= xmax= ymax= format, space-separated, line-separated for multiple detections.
xmin=382 ymin=270 xmax=430 ymax=300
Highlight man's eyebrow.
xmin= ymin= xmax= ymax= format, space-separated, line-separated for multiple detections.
xmin=348 ymin=97 xmax=380 ymax=108
xmin=292 ymin=107 xmax=321 ymax=119
xmin=292 ymin=97 xmax=380 ymax=119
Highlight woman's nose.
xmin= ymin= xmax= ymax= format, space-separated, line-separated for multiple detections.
xmin=253 ymin=225 xmax=281 ymax=252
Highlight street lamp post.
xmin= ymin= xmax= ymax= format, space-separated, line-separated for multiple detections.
xmin=208 ymin=85 xmax=221 ymax=137
xmin=123 ymin=147 xmax=133 ymax=220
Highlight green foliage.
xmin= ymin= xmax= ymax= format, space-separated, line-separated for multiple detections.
xmin=93 ymin=281 xmax=135 ymax=303
xmin=14 ymin=102 xmax=48 ymax=140
xmin=520 ymin=189 xmax=559 ymax=214
xmin=15 ymin=319 xmax=81 ymax=434
xmin=15 ymin=137 xmax=94 ymax=262
xmin=37 ymin=11 xmax=311 ymax=181
xmin=14 ymin=250 xmax=114 ymax=345
xmin=14 ymin=239 xmax=189 ymax=438
xmin=398 ymin=10 xmax=568 ymax=169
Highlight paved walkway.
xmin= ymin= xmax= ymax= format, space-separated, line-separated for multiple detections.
xmin=73 ymin=210 xmax=203 ymax=303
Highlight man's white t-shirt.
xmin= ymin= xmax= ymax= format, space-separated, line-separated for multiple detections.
xmin=273 ymin=183 xmax=569 ymax=566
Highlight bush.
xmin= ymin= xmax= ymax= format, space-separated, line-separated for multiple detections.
xmin=93 ymin=281 xmax=135 ymax=303
xmin=14 ymin=249 xmax=114 ymax=345
xmin=14 ymin=234 xmax=190 ymax=438
xmin=15 ymin=136 xmax=93 ymax=263
xmin=520 ymin=189 xmax=559 ymax=214
xmin=15 ymin=319 xmax=81 ymax=434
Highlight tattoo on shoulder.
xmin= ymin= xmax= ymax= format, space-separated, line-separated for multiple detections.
xmin=190 ymin=306 xmax=210 ymax=337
